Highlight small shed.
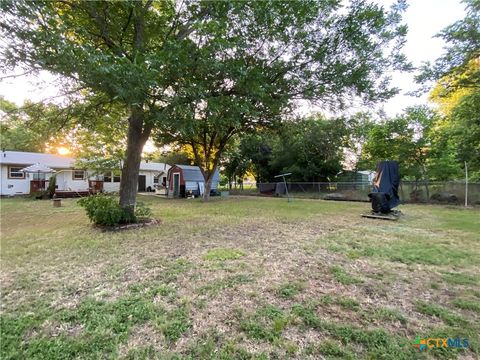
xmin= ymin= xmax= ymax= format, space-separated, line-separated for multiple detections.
xmin=167 ymin=165 xmax=220 ymax=198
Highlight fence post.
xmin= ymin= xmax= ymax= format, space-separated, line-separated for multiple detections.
xmin=465 ymin=161 xmax=468 ymax=207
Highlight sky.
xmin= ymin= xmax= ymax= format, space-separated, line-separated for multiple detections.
xmin=376 ymin=0 xmax=466 ymax=116
xmin=0 ymin=0 xmax=467 ymax=118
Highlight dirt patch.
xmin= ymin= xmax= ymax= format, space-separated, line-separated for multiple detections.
xmin=94 ymin=218 xmax=161 ymax=232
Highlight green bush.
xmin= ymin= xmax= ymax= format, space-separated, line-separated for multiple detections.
xmin=78 ymin=194 xmax=133 ymax=226
xmin=46 ymin=175 xmax=56 ymax=199
xmin=78 ymin=195 xmax=153 ymax=226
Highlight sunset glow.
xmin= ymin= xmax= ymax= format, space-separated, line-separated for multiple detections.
xmin=143 ymin=140 xmax=157 ymax=154
xmin=57 ymin=146 xmax=70 ymax=156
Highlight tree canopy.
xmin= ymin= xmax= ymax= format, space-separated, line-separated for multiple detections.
xmin=358 ymin=106 xmax=439 ymax=180
xmin=0 ymin=97 xmax=74 ymax=153
xmin=222 ymin=116 xmax=349 ymax=183
xmin=2 ymin=0 xmax=410 ymax=203
xmin=269 ymin=117 xmax=348 ymax=182
xmin=153 ymin=0 xmax=410 ymax=197
xmin=420 ymin=0 xmax=480 ymax=178
xmin=416 ymin=0 xmax=479 ymax=93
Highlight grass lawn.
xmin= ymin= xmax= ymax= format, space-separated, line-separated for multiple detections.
xmin=1 ymin=196 xmax=479 ymax=359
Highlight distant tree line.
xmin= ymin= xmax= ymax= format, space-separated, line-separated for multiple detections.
xmin=1 ymin=0 xmax=477 ymax=195
xmin=2 ymin=97 xmax=478 ymax=184
xmin=219 ymin=102 xmax=479 ymax=185
xmin=221 ymin=0 xmax=480 ymax=184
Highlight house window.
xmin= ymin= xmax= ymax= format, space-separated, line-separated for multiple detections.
xmin=8 ymin=166 xmax=25 ymax=179
xmin=72 ymin=170 xmax=85 ymax=180
xmin=153 ymin=175 xmax=159 ymax=184
xmin=113 ymin=171 xmax=121 ymax=183
xmin=103 ymin=172 xmax=112 ymax=182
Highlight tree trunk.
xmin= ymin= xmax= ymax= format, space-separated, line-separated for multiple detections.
xmin=203 ymin=172 xmax=214 ymax=201
xmin=119 ymin=109 xmax=150 ymax=217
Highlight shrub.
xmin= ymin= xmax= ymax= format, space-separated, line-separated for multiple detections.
xmin=78 ymin=194 xmax=134 ymax=226
xmin=46 ymin=175 xmax=56 ymax=199
xmin=78 ymin=195 xmax=153 ymax=226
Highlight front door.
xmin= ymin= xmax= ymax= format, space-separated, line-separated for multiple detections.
xmin=173 ymin=173 xmax=180 ymax=197
xmin=138 ymin=175 xmax=146 ymax=192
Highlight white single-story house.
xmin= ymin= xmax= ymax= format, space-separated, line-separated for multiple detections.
xmin=0 ymin=150 xmax=170 ymax=196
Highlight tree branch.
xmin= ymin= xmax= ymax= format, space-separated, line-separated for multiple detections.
xmin=0 ymin=70 xmax=37 ymax=80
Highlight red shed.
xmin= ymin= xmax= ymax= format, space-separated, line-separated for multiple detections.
xmin=167 ymin=164 xmax=220 ymax=198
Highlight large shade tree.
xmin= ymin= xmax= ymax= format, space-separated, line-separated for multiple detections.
xmin=2 ymin=0 xmax=188 ymax=214
xmin=155 ymin=0 xmax=411 ymax=198
xmin=1 ymin=0 xmax=410 ymax=205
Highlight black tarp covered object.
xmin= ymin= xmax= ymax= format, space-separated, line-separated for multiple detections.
xmin=369 ymin=161 xmax=400 ymax=212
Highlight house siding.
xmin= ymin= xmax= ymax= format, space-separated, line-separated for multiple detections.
xmin=1 ymin=165 xmax=30 ymax=195
xmin=55 ymin=170 xmax=90 ymax=192
xmin=0 ymin=151 xmax=170 ymax=196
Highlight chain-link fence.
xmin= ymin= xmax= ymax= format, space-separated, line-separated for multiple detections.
xmin=222 ymin=181 xmax=480 ymax=205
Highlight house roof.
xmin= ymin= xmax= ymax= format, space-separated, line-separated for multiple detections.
xmin=140 ymin=161 xmax=169 ymax=172
xmin=174 ymin=164 xmax=220 ymax=183
xmin=0 ymin=151 xmax=169 ymax=172
xmin=0 ymin=151 xmax=74 ymax=168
